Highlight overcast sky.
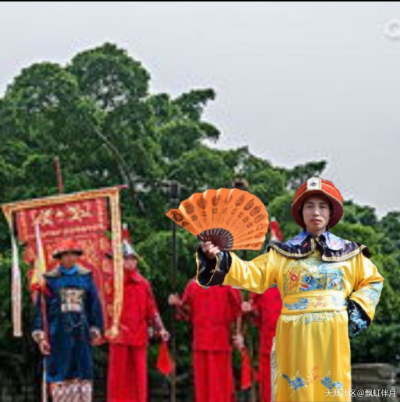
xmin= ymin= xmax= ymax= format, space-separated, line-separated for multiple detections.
xmin=1 ymin=2 xmax=399 ymax=216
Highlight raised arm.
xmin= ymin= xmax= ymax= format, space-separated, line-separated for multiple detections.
xmin=196 ymin=242 xmax=278 ymax=294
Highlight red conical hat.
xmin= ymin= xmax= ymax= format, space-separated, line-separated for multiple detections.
xmin=52 ymin=239 xmax=83 ymax=259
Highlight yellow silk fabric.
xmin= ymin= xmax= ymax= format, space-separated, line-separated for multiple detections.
xmin=222 ymin=248 xmax=384 ymax=402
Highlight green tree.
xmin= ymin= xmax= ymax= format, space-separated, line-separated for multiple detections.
xmin=285 ymin=160 xmax=327 ymax=190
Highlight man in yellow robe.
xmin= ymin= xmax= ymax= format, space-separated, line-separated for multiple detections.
xmin=196 ymin=177 xmax=384 ymax=402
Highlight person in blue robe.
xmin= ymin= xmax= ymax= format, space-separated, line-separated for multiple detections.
xmin=32 ymin=239 xmax=104 ymax=402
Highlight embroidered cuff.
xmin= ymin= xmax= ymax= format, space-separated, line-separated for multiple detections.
xmin=195 ymin=246 xmax=232 ymax=287
xmin=347 ymin=299 xmax=371 ymax=339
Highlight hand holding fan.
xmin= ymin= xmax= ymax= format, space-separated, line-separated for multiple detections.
xmin=165 ymin=188 xmax=269 ymax=251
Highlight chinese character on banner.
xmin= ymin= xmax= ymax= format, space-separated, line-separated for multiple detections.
xmin=2 ymin=186 xmax=124 ymax=339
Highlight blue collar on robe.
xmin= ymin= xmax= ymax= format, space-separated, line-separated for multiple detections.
xmin=286 ymin=230 xmax=345 ymax=250
xmin=44 ymin=264 xmax=91 ymax=279
xmin=267 ymin=230 xmax=371 ymax=262
xmin=59 ymin=265 xmax=79 ymax=276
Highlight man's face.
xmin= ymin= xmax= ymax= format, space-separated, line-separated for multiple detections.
xmin=124 ymin=256 xmax=138 ymax=270
xmin=60 ymin=252 xmax=79 ymax=268
xmin=302 ymin=194 xmax=331 ymax=233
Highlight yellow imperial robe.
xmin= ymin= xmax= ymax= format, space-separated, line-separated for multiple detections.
xmin=196 ymin=232 xmax=384 ymax=402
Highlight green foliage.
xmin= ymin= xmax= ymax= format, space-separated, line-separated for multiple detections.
xmin=285 ymin=160 xmax=327 ymax=190
xmin=267 ymin=192 xmax=299 ymax=239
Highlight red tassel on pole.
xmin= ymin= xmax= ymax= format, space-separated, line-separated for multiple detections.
xmin=156 ymin=341 xmax=175 ymax=376
xmin=241 ymin=347 xmax=253 ymax=390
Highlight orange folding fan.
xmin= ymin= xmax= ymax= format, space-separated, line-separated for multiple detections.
xmin=165 ymin=188 xmax=269 ymax=251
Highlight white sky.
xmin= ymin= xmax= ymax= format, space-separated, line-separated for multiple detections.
xmin=1 ymin=2 xmax=399 ymax=216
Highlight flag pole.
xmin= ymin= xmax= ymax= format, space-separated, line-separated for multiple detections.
xmin=54 ymin=157 xmax=65 ymax=194
xmin=40 ymin=157 xmax=64 ymax=402
xmin=170 ymin=182 xmax=179 ymax=402
xmin=34 ymin=224 xmax=49 ymax=402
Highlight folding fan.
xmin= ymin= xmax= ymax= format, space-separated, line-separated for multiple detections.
xmin=165 ymin=188 xmax=269 ymax=251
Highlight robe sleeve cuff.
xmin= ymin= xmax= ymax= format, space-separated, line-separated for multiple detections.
xmin=195 ymin=246 xmax=232 ymax=288
xmin=347 ymin=299 xmax=372 ymax=339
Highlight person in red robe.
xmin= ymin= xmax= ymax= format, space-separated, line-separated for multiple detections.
xmin=169 ymin=280 xmax=243 ymax=402
xmin=242 ymin=286 xmax=282 ymax=402
xmin=107 ymin=237 xmax=170 ymax=402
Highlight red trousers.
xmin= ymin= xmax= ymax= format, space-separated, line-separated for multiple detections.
xmin=259 ymin=352 xmax=272 ymax=402
xmin=108 ymin=345 xmax=147 ymax=402
xmin=192 ymin=350 xmax=235 ymax=402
